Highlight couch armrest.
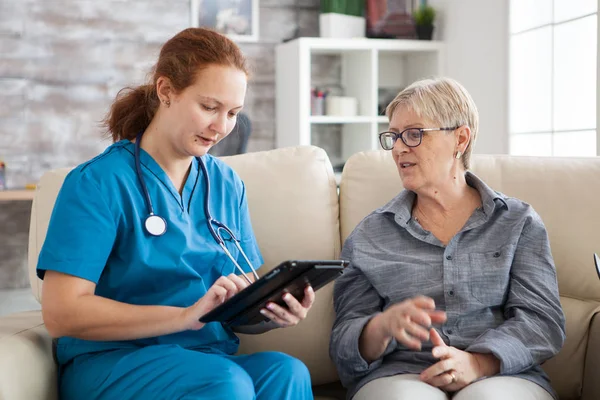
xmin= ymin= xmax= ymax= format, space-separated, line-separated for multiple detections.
xmin=582 ymin=310 xmax=600 ymax=400
xmin=0 ymin=311 xmax=57 ymax=400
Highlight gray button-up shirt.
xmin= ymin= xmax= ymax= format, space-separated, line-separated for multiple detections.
xmin=330 ymin=172 xmax=566 ymax=399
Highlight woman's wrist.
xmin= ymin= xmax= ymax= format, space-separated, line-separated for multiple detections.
xmin=359 ymin=312 xmax=392 ymax=363
xmin=471 ymin=352 xmax=501 ymax=378
xmin=372 ymin=311 xmax=392 ymax=342
xmin=180 ymin=305 xmax=203 ymax=332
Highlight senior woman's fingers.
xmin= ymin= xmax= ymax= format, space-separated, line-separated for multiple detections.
xmin=429 ymin=328 xmax=447 ymax=348
xmin=420 ymin=358 xmax=455 ymax=381
xmin=427 ymin=310 xmax=448 ymax=324
xmin=423 ymin=371 xmax=456 ymax=388
xmin=411 ymin=296 xmax=437 ymax=310
xmin=432 ymin=346 xmax=452 ymax=359
xmin=393 ymin=328 xmax=423 ymax=350
xmin=407 ymin=298 xmax=447 ymax=326
xmin=402 ymin=320 xmax=431 ymax=341
xmin=410 ymin=306 xmax=447 ymax=326
xmin=406 ymin=307 xmax=434 ymax=327
xmin=405 ymin=309 xmax=446 ymax=334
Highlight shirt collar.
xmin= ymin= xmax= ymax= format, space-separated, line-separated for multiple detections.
xmin=378 ymin=171 xmax=509 ymax=225
xmin=466 ymin=171 xmax=509 ymax=215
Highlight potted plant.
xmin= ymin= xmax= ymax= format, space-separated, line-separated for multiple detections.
xmin=320 ymin=0 xmax=366 ymax=39
xmin=413 ymin=4 xmax=436 ymax=40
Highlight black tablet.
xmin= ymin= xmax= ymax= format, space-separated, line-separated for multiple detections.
xmin=199 ymin=260 xmax=348 ymax=327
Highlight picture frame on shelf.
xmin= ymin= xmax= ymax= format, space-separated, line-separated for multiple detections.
xmin=190 ymin=0 xmax=259 ymax=42
xmin=366 ymin=0 xmax=423 ymax=39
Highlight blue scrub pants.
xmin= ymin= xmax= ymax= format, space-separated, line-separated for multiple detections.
xmin=59 ymin=345 xmax=313 ymax=400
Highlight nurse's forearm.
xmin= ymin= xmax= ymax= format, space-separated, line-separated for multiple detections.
xmin=45 ymin=294 xmax=188 ymax=341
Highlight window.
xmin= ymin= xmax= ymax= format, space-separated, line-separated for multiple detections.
xmin=509 ymin=0 xmax=597 ymax=156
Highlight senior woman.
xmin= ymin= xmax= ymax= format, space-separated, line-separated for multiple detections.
xmin=330 ymin=77 xmax=565 ymax=400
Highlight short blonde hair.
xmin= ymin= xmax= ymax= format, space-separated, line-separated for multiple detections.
xmin=386 ymin=77 xmax=479 ymax=169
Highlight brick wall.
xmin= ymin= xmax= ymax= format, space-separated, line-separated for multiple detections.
xmin=0 ymin=0 xmax=340 ymax=289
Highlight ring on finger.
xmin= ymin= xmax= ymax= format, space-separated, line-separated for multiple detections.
xmin=449 ymin=371 xmax=457 ymax=383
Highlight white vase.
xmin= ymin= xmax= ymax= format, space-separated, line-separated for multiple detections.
xmin=319 ymin=13 xmax=366 ymax=39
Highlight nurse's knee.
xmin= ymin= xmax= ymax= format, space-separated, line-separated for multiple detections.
xmin=193 ymin=362 xmax=254 ymax=399
xmin=264 ymin=352 xmax=311 ymax=384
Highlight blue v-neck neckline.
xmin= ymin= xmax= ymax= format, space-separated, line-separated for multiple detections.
xmin=122 ymin=141 xmax=201 ymax=212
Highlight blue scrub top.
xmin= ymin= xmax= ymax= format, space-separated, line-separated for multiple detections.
xmin=37 ymin=140 xmax=264 ymax=364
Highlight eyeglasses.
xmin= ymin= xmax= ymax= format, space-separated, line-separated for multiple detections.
xmin=379 ymin=127 xmax=459 ymax=150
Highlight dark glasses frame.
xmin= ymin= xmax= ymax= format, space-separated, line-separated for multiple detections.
xmin=378 ymin=127 xmax=459 ymax=150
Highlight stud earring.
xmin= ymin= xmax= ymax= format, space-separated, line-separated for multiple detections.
xmin=165 ymin=100 xmax=170 ymax=107
xmin=455 ymin=151 xmax=462 ymax=159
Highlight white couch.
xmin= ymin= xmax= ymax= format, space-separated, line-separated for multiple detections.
xmin=0 ymin=146 xmax=599 ymax=400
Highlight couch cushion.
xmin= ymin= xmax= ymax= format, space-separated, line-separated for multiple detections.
xmin=339 ymin=150 xmax=600 ymax=399
xmin=0 ymin=311 xmax=57 ymax=400
xmin=541 ymin=297 xmax=600 ymax=399
xmin=28 ymin=167 xmax=72 ymax=303
xmin=0 ymin=310 xmax=45 ymax=340
xmin=221 ymin=146 xmax=341 ymax=385
xmin=339 ymin=150 xmax=402 ymax=243
xmin=27 ymin=146 xmax=342 ymax=385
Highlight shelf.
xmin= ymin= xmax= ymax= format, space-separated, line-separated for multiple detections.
xmin=0 ymin=190 xmax=35 ymax=201
xmin=276 ymin=36 xmax=444 ymax=162
xmin=310 ymin=116 xmax=372 ymax=124
xmin=292 ymin=37 xmax=445 ymax=54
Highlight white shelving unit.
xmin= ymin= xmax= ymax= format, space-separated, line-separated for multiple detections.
xmin=276 ymin=37 xmax=445 ymax=166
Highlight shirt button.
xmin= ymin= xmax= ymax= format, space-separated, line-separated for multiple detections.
xmin=446 ymin=255 xmax=452 ymax=260
xmin=493 ymin=252 xmax=501 ymax=258
xmin=448 ymin=290 xmax=455 ymax=296
xmin=447 ymin=329 xmax=453 ymax=335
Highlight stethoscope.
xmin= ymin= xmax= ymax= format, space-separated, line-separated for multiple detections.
xmin=134 ymin=131 xmax=260 ymax=284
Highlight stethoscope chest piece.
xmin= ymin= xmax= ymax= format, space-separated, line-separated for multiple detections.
xmin=134 ymin=130 xmax=258 ymax=282
xmin=145 ymin=214 xmax=167 ymax=236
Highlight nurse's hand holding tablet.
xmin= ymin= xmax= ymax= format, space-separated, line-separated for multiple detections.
xmin=182 ymin=273 xmax=315 ymax=331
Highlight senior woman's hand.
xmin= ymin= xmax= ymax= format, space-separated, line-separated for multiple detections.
xmin=259 ymin=286 xmax=315 ymax=328
xmin=381 ymin=296 xmax=447 ymax=350
xmin=420 ymin=328 xmax=500 ymax=391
